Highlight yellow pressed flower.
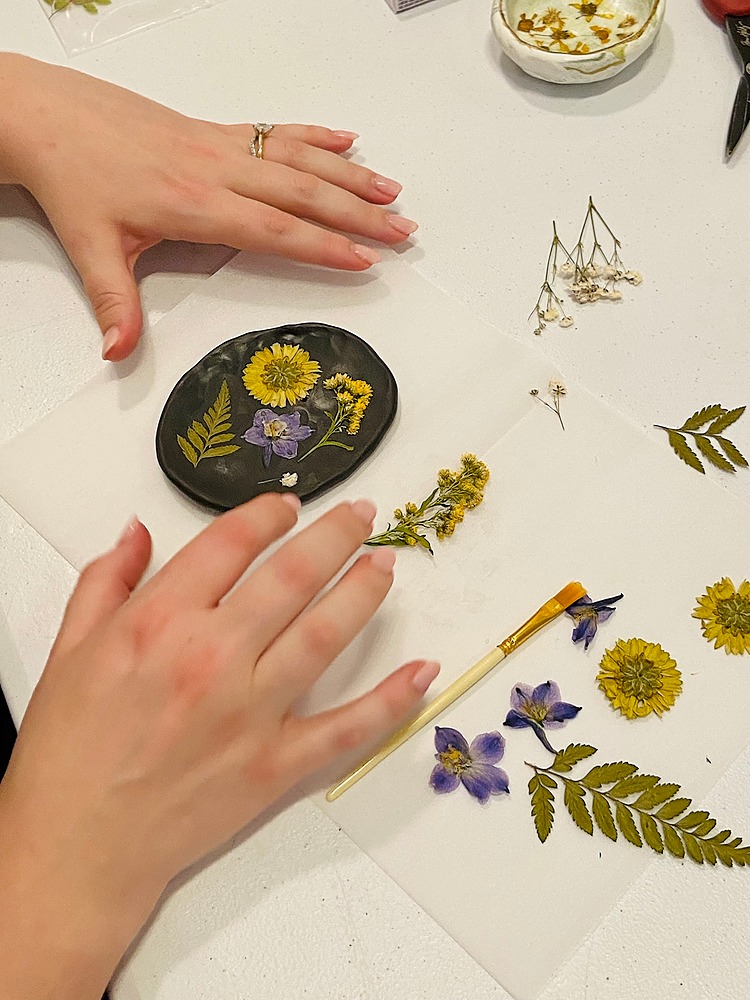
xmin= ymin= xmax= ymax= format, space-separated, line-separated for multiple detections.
xmin=693 ymin=578 xmax=750 ymax=655
xmin=242 ymin=343 xmax=320 ymax=407
xmin=597 ymin=638 xmax=682 ymax=719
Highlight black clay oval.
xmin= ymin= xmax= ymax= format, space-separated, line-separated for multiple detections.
xmin=155 ymin=322 xmax=398 ymax=511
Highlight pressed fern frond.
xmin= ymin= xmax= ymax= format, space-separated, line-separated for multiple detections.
xmin=177 ymin=380 xmax=240 ymax=468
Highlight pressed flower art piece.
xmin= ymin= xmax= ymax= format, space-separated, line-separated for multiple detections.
xmin=655 ymin=404 xmax=747 ymax=475
xmin=156 ymin=323 xmax=397 ymax=511
xmin=366 ymin=453 xmax=490 ymax=553
xmin=597 ymin=638 xmax=682 ymax=719
xmin=694 ymin=578 xmax=750 ymax=655
xmin=528 ymin=743 xmax=750 ymax=867
xmin=429 ymin=727 xmax=510 ymax=804
xmin=529 ymin=197 xmax=641 ymax=335
xmin=566 ymin=592 xmax=623 ymax=649
xmin=514 ymin=4 xmax=644 ymax=55
xmin=504 ymin=680 xmax=581 ymax=753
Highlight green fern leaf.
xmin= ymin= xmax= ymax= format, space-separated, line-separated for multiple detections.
xmin=665 ymin=430 xmax=704 ymax=474
xmin=680 ymin=403 xmax=726 ymax=431
xmin=677 ymin=810 xmax=710 ymax=831
xmin=706 ymin=405 xmax=745 ymax=434
xmin=716 ymin=436 xmax=749 ymax=468
xmin=177 ymin=381 xmax=239 ymax=466
xmin=694 ymin=818 xmax=717 ymax=838
xmin=633 ymin=783 xmax=681 ymax=811
xmin=683 ymin=833 xmax=703 ymax=864
xmin=564 ymin=781 xmax=593 ymax=835
xmin=640 ymin=812 xmax=664 ymax=853
xmin=694 ymin=435 xmax=736 ymax=473
xmin=177 ymin=435 xmax=198 ymax=468
xmin=592 ymin=791 xmax=617 ymax=841
xmin=202 ymin=445 xmax=241 ymax=459
xmin=662 ymin=824 xmax=685 ymax=858
xmin=608 ymin=773 xmax=660 ymax=799
xmin=529 ymin=773 xmax=555 ymax=843
xmin=581 ymin=762 xmax=637 ymax=789
xmin=550 ymin=744 xmax=597 ymax=773
xmin=655 ymin=797 xmax=691 ymax=821
xmin=700 ymin=840 xmax=717 ymax=866
xmin=615 ymin=802 xmax=642 ymax=847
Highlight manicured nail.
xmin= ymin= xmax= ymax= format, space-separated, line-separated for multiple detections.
xmin=369 ymin=547 xmax=396 ymax=573
xmin=117 ymin=516 xmax=140 ymax=546
xmin=372 ymin=175 xmax=402 ymax=198
xmin=412 ymin=660 xmax=440 ymax=696
xmin=101 ymin=326 xmax=121 ymax=361
xmin=387 ymin=215 xmax=419 ymax=237
xmin=280 ymin=493 xmax=302 ymax=512
xmin=350 ymin=498 xmax=377 ymax=525
xmin=352 ymin=244 xmax=381 ymax=267
xmin=334 ymin=130 xmax=359 ymax=141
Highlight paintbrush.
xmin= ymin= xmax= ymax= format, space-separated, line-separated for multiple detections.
xmin=326 ymin=581 xmax=586 ymax=802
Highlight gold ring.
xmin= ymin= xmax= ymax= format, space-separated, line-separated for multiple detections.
xmin=250 ymin=123 xmax=275 ymax=159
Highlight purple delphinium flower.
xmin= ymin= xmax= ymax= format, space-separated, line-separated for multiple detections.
xmin=504 ymin=681 xmax=581 ymax=754
xmin=565 ymin=593 xmax=624 ymax=650
xmin=429 ymin=726 xmax=510 ymax=804
xmin=242 ymin=409 xmax=313 ymax=467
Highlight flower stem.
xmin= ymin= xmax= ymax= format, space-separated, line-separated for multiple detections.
xmin=298 ymin=404 xmax=353 ymax=461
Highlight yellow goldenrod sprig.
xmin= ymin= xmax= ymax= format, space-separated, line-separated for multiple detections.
xmin=366 ymin=453 xmax=490 ymax=553
xmin=298 ymin=372 xmax=373 ymax=461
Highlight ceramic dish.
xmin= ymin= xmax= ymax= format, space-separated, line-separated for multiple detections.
xmin=491 ymin=0 xmax=665 ymax=84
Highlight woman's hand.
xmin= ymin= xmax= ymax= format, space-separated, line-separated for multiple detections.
xmin=0 ymin=53 xmax=417 ymax=361
xmin=0 ymin=495 xmax=438 ymax=1000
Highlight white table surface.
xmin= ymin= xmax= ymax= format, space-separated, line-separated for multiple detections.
xmin=1 ymin=1 xmax=749 ymax=998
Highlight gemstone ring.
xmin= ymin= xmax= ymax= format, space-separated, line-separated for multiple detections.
xmin=249 ymin=123 xmax=275 ymax=159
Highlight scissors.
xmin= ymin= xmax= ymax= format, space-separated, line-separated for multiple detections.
xmin=702 ymin=2 xmax=750 ymax=157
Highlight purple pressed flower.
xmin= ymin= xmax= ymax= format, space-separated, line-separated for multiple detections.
xmin=504 ymin=681 xmax=581 ymax=754
xmin=242 ymin=408 xmax=313 ymax=467
xmin=429 ymin=726 xmax=510 ymax=804
xmin=565 ymin=593 xmax=623 ymax=650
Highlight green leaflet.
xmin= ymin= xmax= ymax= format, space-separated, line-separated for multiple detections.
xmin=656 ymin=404 xmax=747 ymax=475
xmin=49 ymin=0 xmax=111 ymax=10
xmin=177 ymin=380 xmax=240 ymax=468
xmin=526 ymin=750 xmax=750 ymax=868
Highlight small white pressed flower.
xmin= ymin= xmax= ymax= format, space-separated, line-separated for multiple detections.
xmin=543 ymin=308 xmax=559 ymax=322
xmin=280 ymin=472 xmax=299 ymax=487
xmin=559 ymin=262 xmax=575 ymax=278
xmin=624 ymin=270 xmax=642 ymax=285
xmin=548 ymin=379 xmax=567 ymax=396
xmin=559 ymin=316 xmax=574 ymax=328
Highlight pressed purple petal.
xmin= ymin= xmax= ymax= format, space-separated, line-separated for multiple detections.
xmin=273 ymin=438 xmax=300 ymax=460
xmin=510 ymin=683 xmax=534 ymax=711
xmin=291 ymin=423 xmax=314 ymax=441
xmin=581 ymin=616 xmax=598 ymax=649
xmin=566 ymin=595 xmax=593 ymax=615
xmin=545 ymin=701 xmax=582 ymax=729
xmin=243 ymin=425 xmax=268 ymax=446
xmin=434 ymin=726 xmax=469 ymax=755
xmin=285 ymin=411 xmax=302 ymax=429
xmin=571 ymin=616 xmax=592 ymax=645
xmin=469 ymin=731 xmax=505 ymax=764
xmin=255 ymin=408 xmax=277 ymax=425
xmin=461 ymin=764 xmax=509 ymax=803
xmin=429 ymin=763 xmax=460 ymax=794
xmin=503 ymin=709 xmax=533 ymax=730
xmin=596 ymin=607 xmax=616 ymax=623
xmin=262 ymin=443 xmax=273 ymax=467
xmin=532 ymin=680 xmax=560 ymax=708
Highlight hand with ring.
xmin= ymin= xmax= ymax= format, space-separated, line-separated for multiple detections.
xmin=0 ymin=53 xmax=418 ymax=362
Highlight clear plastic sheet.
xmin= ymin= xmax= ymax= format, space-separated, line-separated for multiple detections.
xmin=38 ymin=0 xmax=229 ymax=55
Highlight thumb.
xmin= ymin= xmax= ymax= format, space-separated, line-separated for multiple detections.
xmin=51 ymin=517 xmax=152 ymax=659
xmin=68 ymin=228 xmax=144 ymax=362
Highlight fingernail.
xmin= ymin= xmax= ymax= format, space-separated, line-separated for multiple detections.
xmin=117 ymin=515 xmax=140 ymax=546
xmin=352 ymin=244 xmax=381 ymax=267
xmin=334 ymin=130 xmax=359 ymax=141
xmin=350 ymin=498 xmax=377 ymax=525
xmin=387 ymin=215 xmax=419 ymax=237
xmin=369 ymin=547 xmax=396 ymax=573
xmin=373 ymin=175 xmax=402 ymax=198
xmin=101 ymin=326 xmax=121 ymax=361
xmin=412 ymin=660 xmax=440 ymax=696
xmin=280 ymin=493 xmax=302 ymax=512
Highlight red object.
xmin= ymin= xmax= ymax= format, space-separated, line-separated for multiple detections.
xmin=702 ymin=0 xmax=750 ymax=21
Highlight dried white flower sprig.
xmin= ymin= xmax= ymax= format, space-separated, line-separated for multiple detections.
xmin=530 ymin=197 xmax=642 ymax=335
xmin=530 ymin=380 xmax=567 ymax=431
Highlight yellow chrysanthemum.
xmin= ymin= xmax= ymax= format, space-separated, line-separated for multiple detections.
xmin=242 ymin=343 xmax=320 ymax=407
xmin=597 ymin=638 xmax=682 ymax=720
xmin=693 ymin=578 xmax=750 ymax=656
